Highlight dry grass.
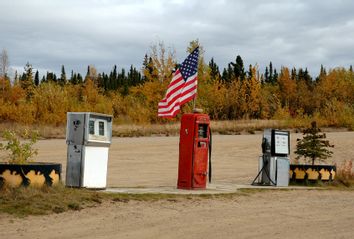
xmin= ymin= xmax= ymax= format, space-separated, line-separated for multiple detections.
xmin=110 ymin=119 xmax=286 ymax=137
xmin=335 ymin=160 xmax=354 ymax=187
xmin=0 ymin=119 xmax=348 ymax=139
xmin=210 ymin=119 xmax=286 ymax=134
xmin=0 ymin=123 xmax=65 ymax=139
xmin=112 ymin=123 xmax=180 ymax=137
xmin=0 ymin=120 xmax=286 ymax=139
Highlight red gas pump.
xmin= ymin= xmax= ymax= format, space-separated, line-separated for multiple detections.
xmin=177 ymin=113 xmax=212 ymax=189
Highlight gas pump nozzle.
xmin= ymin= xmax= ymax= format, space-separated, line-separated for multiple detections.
xmin=261 ymin=138 xmax=271 ymax=154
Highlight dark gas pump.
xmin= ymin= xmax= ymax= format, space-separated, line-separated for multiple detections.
xmin=177 ymin=113 xmax=212 ymax=189
xmin=252 ymin=129 xmax=290 ymax=187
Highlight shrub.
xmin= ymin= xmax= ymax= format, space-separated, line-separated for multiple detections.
xmin=0 ymin=129 xmax=38 ymax=164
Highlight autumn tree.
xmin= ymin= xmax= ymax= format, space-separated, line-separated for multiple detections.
xmin=148 ymin=41 xmax=176 ymax=82
xmin=277 ymin=67 xmax=297 ymax=112
xmin=187 ymin=39 xmax=205 ymax=74
xmin=239 ymin=65 xmax=261 ymax=118
xmin=85 ymin=65 xmax=98 ymax=85
xmin=247 ymin=65 xmax=262 ymax=117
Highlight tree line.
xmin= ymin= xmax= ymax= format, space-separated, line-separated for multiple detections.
xmin=0 ymin=42 xmax=353 ymax=128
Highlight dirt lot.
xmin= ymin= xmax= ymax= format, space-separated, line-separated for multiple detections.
xmin=1 ymin=132 xmax=354 ymax=238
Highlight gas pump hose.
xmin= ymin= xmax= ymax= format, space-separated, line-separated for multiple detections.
xmin=251 ymin=155 xmax=277 ymax=186
xmin=208 ymin=128 xmax=212 ymax=183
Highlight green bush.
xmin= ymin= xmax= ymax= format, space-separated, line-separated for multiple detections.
xmin=0 ymin=129 xmax=38 ymax=164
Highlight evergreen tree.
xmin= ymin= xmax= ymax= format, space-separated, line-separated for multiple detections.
xmin=34 ymin=70 xmax=40 ymax=86
xmin=98 ymin=73 xmax=103 ymax=89
xmin=303 ymin=68 xmax=312 ymax=86
xmin=230 ymin=55 xmax=245 ymax=81
xmin=77 ymin=73 xmax=83 ymax=84
xmin=349 ymin=65 xmax=353 ymax=72
xmin=20 ymin=62 xmax=35 ymax=98
xmin=118 ymin=68 xmax=125 ymax=88
xmin=247 ymin=64 xmax=253 ymax=79
xmin=85 ymin=65 xmax=90 ymax=82
xmin=118 ymin=68 xmax=129 ymax=95
xmin=128 ymin=65 xmax=135 ymax=86
xmin=142 ymin=55 xmax=158 ymax=82
xmin=59 ymin=65 xmax=67 ymax=86
xmin=71 ymin=72 xmax=78 ymax=85
xmin=209 ymin=58 xmax=221 ymax=82
xmin=269 ymin=62 xmax=273 ymax=83
xmin=46 ymin=72 xmax=57 ymax=83
xmin=221 ymin=68 xmax=229 ymax=83
xmin=142 ymin=54 xmax=149 ymax=81
xmin=264 ymin=66 xmax=269 ymax=83
xmin=316 ymin=64 xmax=327 ymax=82
xmin=108 ymin=65 xmax=118 ymax=90
xmin=70 ymin=70 xmax=76 ymax=85
xmin=291 ymin=67 xmax=297 ymax=81
xmin=128 ymin=65 xmax=142 ymax=86
xmin=103 ymin=73 xmax=109 ymax=91
xmin=295 ymin=121 xmax=334 ymax=165
xmin=273 ymin=68 xmax=278 ymax=83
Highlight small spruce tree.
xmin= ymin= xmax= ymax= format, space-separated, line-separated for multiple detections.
xmin=295 ymin=121 xmax=334 ymax=165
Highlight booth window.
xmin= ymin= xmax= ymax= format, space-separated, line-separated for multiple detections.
xmin=89 ymin=120 xmax=95 ymax=135
xmin=99 ymin=121 xmax=105 ymax=136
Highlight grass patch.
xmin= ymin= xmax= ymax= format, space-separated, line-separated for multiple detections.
xmin=0 ymin=184 xmax=104 ymax=217
xmin=0 ymin=185 xmax=252 ymax=217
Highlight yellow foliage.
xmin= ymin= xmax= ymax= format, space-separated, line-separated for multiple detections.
xmin=278 ymin=67 xmax=297 ymax=110
xmin=0 ymin=65 xmax=353 ymax=127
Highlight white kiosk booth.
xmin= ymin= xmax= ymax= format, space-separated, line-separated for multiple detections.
xmin=66 ymin=112 xmax=112 ymax=188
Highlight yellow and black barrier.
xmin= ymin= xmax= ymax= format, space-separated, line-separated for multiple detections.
xmin=0 ymin=163 xmax=61 ymax=188
xmin=289 ymin=164 xmax=336 ymax=182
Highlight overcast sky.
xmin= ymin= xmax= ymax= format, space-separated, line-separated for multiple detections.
xmin=0 ymin=0 xmax=353 ymax=78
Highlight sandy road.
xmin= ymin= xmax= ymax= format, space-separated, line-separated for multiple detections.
xmin=1 ymin=132 xmax=354 ymax=238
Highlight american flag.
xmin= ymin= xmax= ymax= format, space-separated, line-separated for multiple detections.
xmin=158 ymin=47 xmax=199 ymax=118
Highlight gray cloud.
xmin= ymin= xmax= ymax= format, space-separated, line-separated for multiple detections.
xmin=0 ymin=0 xmax=353 ymax=77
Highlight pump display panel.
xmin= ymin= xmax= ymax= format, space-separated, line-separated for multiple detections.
xmin=271 ymin=130 xmax=290 ymax=156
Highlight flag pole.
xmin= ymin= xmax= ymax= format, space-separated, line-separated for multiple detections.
xmin=193 ymin=46 xmax=201 ymax=114
xmin=193 ymin=95 xmax=197 ymax=111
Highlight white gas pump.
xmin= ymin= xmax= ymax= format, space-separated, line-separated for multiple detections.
xmin=66 ymin=112 xmax=112 ymax=189
xmin=252 ymin=129 xmax=290 ymax=187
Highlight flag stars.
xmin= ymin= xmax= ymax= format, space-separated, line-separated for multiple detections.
xmin=180 ymin=47 xmax=199 ymax=80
